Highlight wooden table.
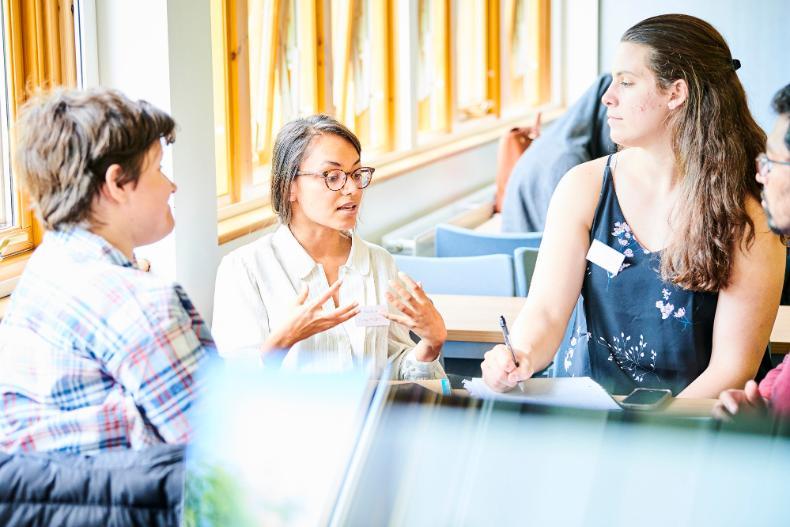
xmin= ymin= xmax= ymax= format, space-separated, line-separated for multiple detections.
xmin=400 ymin=380 xmax=717 ymax=417
xmin=613 ymin=395 xmax=716 ymax=417
xmin=430 ymin=294 xmax=525 ymax=344
xmin=771 ymin=305 xmax=790 ymax=355
xmin=430 ymin=294 xmax=790 ymax=354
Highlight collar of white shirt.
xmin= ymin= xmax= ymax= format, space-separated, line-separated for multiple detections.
xmin=271 ymin=224 xmax=372 ymax=281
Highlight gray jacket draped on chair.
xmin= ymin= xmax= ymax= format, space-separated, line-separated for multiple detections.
xmin=502 ymin=74 xmax=615 ymax=232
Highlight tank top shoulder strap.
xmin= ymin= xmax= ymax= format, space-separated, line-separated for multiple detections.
xmin=589 ymin=154 xmax=616 ymax=242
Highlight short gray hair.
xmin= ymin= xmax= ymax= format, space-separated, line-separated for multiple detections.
xmin=270 ymin=114 xmax=361 ymax=225
xmin=14 ymin=88 xmax=175 ymax=230
xmin=772 ymin=83 xmax=790 ymax=150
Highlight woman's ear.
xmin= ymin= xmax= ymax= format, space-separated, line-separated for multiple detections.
xmin=288 ymin=179 xmax=298 ymax=202
xmin=100 ymin=164 xmax=130 ymax=204
xmin=667 ymin=79 xmax=688 ymax=110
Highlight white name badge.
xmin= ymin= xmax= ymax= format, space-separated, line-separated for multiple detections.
xmin=586 ymin=239 xmax=626 ymax=276
xmin=355 ymin=304 xmax=390 ymax=327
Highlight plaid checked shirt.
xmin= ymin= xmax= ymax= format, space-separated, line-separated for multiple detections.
xmin=0 ymin=227 xmax=217 ymax=455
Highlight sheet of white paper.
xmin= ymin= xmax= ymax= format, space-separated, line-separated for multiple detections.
xmin=463 ymin=377 xmax=622 ymax=411
xmin=354 ymin=305 xmax=390 ymax=327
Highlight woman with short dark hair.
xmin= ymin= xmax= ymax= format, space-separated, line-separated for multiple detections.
xmin=1 ymin=88 xmax=216 ymax=455
xmin=212 ymin=115 xmax=447 ymax=379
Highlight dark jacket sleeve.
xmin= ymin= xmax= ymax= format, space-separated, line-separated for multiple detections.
xmin=501 ymin=73 xmax=615 ymax=233
xmin=0 ymin=445 xmax=185 ymax=527
xmin=502 ymin=147 xmax=589 ymax=232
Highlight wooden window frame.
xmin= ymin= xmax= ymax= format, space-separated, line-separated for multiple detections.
xmin=331 ymin=0 xmax=393 ymax=155
xmin=501 ymin=0 xmax=552 ymax=115
xmin=0 ymin=0 xmax=77 ymax=284
xmin=215 ymin=0 xmax=556 ymax=245
xmin=448 ymin=0 xmax=500 ymax=125
xmin=213 ymin=0 xmax=329 ymax=214
xmin=414 ymin=0 xmax=451 ymax=140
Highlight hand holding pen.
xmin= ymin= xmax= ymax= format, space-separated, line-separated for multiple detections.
xmin=481 ymin=316 xmax=533 ymax=392
xmin=499 ymin=316 xmax=519 ymax=368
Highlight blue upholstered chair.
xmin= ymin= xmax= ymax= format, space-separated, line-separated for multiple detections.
xmin=393 ymin=254 xmax=515 ymax=297
xmin=514 ymin=246 xmax=540 ymax=297
xmin=434 ymin=223 xmax=542 ymax=257
xmin=393 ymin=253 xmax=516 ymax=376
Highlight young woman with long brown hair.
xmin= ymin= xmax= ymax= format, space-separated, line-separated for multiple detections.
xmin=481 ymin=14 xmax=786 ymax=397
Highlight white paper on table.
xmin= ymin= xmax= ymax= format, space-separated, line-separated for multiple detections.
xmin=462 ymin=376 xmax=622 ymax=411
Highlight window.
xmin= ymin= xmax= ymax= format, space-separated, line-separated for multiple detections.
xmin=249 ymin=0 xmax=325 ymax=180
xmin=214 ymin=0 xmax=553 ymax=241
xmin=501 ymin=0 xmax=551 ymax=114
xmin=213 ymin=0 xmax=327 ymax=213
xmin=0 ymin=0 xmax=77 ymax=262
xmin=416 ymin=0 xmax=450 ymax=138
xmin=331 ymin=0 xmax=391 ymax=155
xmin=453 ymin=0 xmax=498 ymax=123
xmin=0 ymin=39 xmax=12 ymax=232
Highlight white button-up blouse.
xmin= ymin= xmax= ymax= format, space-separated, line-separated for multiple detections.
xmin=212 ymin=225 xmax=445 ymax=380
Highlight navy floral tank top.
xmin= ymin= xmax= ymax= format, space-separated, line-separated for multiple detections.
xmin=557 ymin=155 xmax=718 ymax=395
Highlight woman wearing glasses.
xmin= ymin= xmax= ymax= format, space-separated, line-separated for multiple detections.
xmin=482 ymin=14 xmax=786 ymax=398
xmin=212 ymin=114 xmax=447 ymax=379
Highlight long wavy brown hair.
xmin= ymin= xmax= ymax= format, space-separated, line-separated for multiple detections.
xmin=622 ymin=14 xmax=766 ymax=292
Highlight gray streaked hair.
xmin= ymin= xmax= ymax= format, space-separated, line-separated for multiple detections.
xmin=772 ymin=83 xmax=790 ymax=150
xmin=270 ymin=114 xmax=361 ymax=225
xmin=14 ymin=87 xmax=176 ymax=230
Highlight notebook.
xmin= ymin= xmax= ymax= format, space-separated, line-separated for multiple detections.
xmin=463 ymin=376 xmax=622 ymax=411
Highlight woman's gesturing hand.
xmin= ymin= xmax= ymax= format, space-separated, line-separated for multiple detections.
xmin=385 ymin=272 xmax=447 ymax=360
xmin=265 ymin=279 xmax=359 ymax=351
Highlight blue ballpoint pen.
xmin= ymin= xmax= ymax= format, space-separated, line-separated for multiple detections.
xmin=498 ymin=315 xmax=519 ymax=368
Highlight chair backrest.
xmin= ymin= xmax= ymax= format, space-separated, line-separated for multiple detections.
xmin=393 ymin=254 xmax=515 ymax=296
xmin=514 ymin=247 xmax=539 ymax=297
xmin=435 ymin=223 xmax=542 ymax=257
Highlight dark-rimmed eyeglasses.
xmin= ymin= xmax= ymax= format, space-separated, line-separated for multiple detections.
xmin=757 ymin=153 xmax=790 ymax=180
xmin=296 ymin=167 xmax=375 ymax=191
